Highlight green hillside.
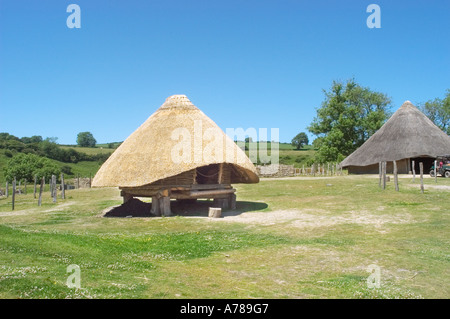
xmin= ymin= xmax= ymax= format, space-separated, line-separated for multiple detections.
xmin=0 ymin=136 xmax=317 ymax=185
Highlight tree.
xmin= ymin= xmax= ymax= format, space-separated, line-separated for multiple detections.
xmin=77 ymin=132 xmax=97 ymax=147
xmin=308 ymin=79 xmax=392 ymax=163
xmin=419 ymin=89 xmax=450 ymax=135
xmin=291 ymin=132 xmax=309 ymax=150
xmin=3 ymin=153 xmax=61 ymax=183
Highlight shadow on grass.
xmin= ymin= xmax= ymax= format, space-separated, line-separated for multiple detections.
xmin=103 ymin=198 xmax=268 ymax=218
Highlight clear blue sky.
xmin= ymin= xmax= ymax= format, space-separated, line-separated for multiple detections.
xmin=1 ymin=0 xmax=449 ymax=144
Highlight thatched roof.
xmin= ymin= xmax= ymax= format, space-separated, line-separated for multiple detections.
xmin=92 ymin=95 xmax=259 ymax=187
xmin=341 ymin=101 xmax=450 ymax=167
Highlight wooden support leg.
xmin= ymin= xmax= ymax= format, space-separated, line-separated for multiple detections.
xmin=159 ymin=196 xmax=172 ymax=217
xmin=229 ymin=193 xmax=236 ymax=210
xmin=151 ymin=195 xmax=160 ymax=216
xmin=213 ymin=198 xmax=228 ymax=209
xmin=123 ymin=192 xmax=133 ymax=204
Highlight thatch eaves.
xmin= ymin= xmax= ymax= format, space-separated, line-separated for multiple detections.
xmin=341 ymin=101 xmax=450 ymax=167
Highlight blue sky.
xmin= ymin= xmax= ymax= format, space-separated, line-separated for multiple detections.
xmin=0 ymin=0 xmax=449 ymax=144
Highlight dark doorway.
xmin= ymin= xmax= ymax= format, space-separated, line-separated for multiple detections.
xmin=196 ymin=164 xmax=219 ymax=184
xmin=411 ymin=157 xmax=435 ymax=173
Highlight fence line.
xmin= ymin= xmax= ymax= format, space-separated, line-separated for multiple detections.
xmin=0 ymin=173 xmax=93 ymax=211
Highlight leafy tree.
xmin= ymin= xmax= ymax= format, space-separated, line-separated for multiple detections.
xmin=291 ymin=132 xmax=309 ymax=150
xmin=419 ymin=89 xmax=450 ymax=135
xmin=21 ymin=135 xmax=43 ymax=144
xmin=308 ymin=79 xmax=392 ymax=163
xmin=77 ymin=132 xmax=97 ymax=147
xmin=3 ymin=153 xmax=61 ymax=183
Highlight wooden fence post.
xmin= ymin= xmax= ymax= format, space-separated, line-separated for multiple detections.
xmin=34 ymin=175 xmax=37 ymax=199
xmin=61 ymin=173 xmax=65 ymax=199
xmin=434 ymin=160 xmax=437 ymax=183
xmin=419 ymin=162 xmax=424 ymax=194
xmin=38 ymin=177 xmax=44 ymax=206
xmin=52 ymin=175 xmax=56 ymax=203
xmin=412 ymin=160 xmax=415 ymax=182
xmin=378 ymin=162 xmax=382 ymax=188
xmin=393 ymin=160 xmax=399 ymax=191
xmin=12 ymin=178 xmax=16 ymax=210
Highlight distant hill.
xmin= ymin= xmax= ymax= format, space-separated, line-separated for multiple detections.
xmin=0 ymin=134 xmax=316 ymax=183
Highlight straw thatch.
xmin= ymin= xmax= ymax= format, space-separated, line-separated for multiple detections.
xmin=92 ymin=94 xmax=259 ymax=188
xmin=340 ymin=101 xmax=450 ymax=173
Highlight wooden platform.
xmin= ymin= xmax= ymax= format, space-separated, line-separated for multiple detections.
xmin=119 ymin=183 xmax=236 ymax=217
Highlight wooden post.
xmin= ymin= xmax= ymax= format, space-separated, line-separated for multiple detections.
xmin=38 ymin=177 xmax=44 ymax=206
xmin=378 ymin=162 xmax=382 ymax=188
xmin=229 ymin=193 xmax=236 ymax=210
xmin=393 ymin=160 xmax=399 ymax=191
xmin=77 ymin=174 xmax=80 ymax=189
xmin=218 ymin=163 xmax=224 ymax=184
xmin=5 ymin=181 xmax=8 ymax=198
xmin=382 ymin=161 xmax=387 ymax=190
xmin=412 ymin=160 xmax=415 ymax=182
xmin=419 ymin=162 xmax=424 ymax=194
xmin=312 ymin=164 xmax=315 ymax=177
xmin=151 ymin=195 xmax=160 ymax=216
xmin=61 ymin=173 xmax=65 ymax=199
xmin=123 ymin=192 xmax=133 ymax=204
xmin=34 ymin=175 xmax=37 ymax=199
xmin=434 ymin=160 xmax=437 ymax=183
xmin=12 ymin=178 xmax=16 ymax=211
xmin=52 ymin=175 xmax=56 ymax=203
xmin=159 ymin=196 xmax=171 ymax=217
xmin=89 ymin=173 xmax=92 ymax=188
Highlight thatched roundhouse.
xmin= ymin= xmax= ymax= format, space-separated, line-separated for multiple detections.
xmin=340 ymin=101 xmax=450 ymax=174
xmin=92 ymin=94 xmax=259 ymax=216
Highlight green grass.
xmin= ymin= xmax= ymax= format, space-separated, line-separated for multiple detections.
xmin=60 ymin=145 xmax=116 ymax=155
xmin=0 ymin=175 xmax=448 ymax=299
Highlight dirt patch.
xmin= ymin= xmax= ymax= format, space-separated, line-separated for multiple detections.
xmin=217 ymin=209 xmax=414 ymax=230
xmin=406 ymin=184 xmax=450 ymax=191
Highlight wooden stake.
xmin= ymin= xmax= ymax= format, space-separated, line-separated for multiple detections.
xmin=61 ymin=173 xmax=65 ymax=199
xmin=12 ymin=178 xmax=16 ymax=211
xmin=419 ymin=162 xmax=424 ymax=194
xmin=393 ymin=160 xmax=399 ymax=191
xmin=52 ymin=175 xmax=56 ymax=203
xmin=378 ymin=162 xmax=382 ymax=188
xmin=38 ymin=177 xmax=44 ymax=206
xmin=434 ymin=160 xmax=437 ymax=183
xmin=34 ymin=175 xmax=37 ymax=199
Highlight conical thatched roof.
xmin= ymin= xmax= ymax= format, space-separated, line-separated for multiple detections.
xmin=341 ymin=101 xmax=450 ymax=167
xmin=93 ymin=95 xmax=259 ymax=187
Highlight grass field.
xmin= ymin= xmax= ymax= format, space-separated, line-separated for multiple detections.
xmin=0 ymin=174 xmax=448 ymax=299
